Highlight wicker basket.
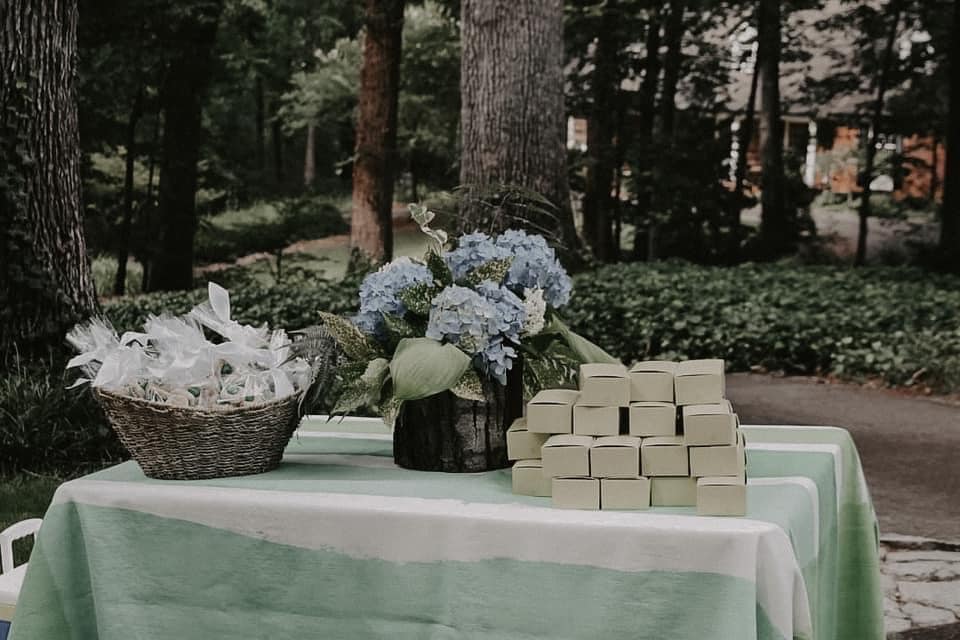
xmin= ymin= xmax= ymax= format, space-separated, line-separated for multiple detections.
xmin=94 ymin=389 xmax=304 ymax=480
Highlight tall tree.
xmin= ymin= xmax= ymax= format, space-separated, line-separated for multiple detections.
xmin=632 ymin=5 xmax=663 ymax=260
xmin=756 ymin=0 xmax=788 ymax=257
xmin=938 ymin=0 xmax=960 ymax=265
xmin=459 ymin=0 xmax=580 ymax=253
xmin=147 ymin=2 xmax=224 ymax=291
xmin=855 ymin=0 xmax=902 ymax=266
xmin=0 ymin=0 xmax=97 ymax=355
xmin=350 ymin=0 xmax=406 ymax=266
xmin=657 ymin=0 xmax=687 ymax=139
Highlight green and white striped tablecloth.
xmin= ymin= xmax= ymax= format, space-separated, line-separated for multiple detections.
xmin=9 ymin=421 xmax=882 ymax=640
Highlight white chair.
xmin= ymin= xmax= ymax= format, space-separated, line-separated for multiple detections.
xmin=0 ymin=519 xmax=42 ymax=638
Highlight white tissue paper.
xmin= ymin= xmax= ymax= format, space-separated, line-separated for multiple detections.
xmin=66 ymin=283 xmax=310 ymax=409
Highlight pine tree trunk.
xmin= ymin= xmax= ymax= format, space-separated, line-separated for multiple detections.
xmin=255 ymin=76 xmax=266 ymax=172
xmin=114 ymin=88 xmax=144 ymax=296
xmin=459 ymin=0 xmax=581 ymax=256
xmin=757 ymin=0 xmax=788 ymax=258
xmin=304 ymin=122 xmax=317 ymax=189
xmin=147 ymin=2 xmax=223 ymax=291
xmin=856 ymin=0 xmax=902 ymax=266
xmin=937 ymin=0 xmax=959 ymax=265
xmin=582 ymin=0 xmax=620 ymax=262
xmin=657 ymin=0 xmax=686 ymax=139
xmin=632 ymin=6 xmax=663 ymax=261
xmin=732 ymin=46 xmax=761 ymax=262
xmin=0 ymin=0 xmax=97 ymax=357
xmin=350 ymin=0 xmax=405 ymax=266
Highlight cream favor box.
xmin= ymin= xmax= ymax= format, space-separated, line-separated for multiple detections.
xmin=578 ymin=363 xmax=630 ymax=406
xmin=541 ymin=434 xmax=593 ymax=477
xmin=651 ymin=476 xmax=697 ymax=506
xmin=689 ymin=432 xmax=745 ymax=477
xmin=628 ymin=361 xmax=677 ymax=402
xmin=601 ymin=477 xmax=651 ymax=510
xmin=674 ymin=359 xmax=726 ymax=406
xmin=507 ymin=418 xmax=550 ymax=461
xmin=589 ymin=436 xmax=642 ymax=478
xmin=629 ymin=401 xmax=677 ymax=437
xmin=512 ymin=460 xmax=552 ymax=497
xmin=527 ymin=389 xmax=579 ymax=434
xmin=697 ymin=476 xmax=747 ymax=516
xmin=640 ymin=436 xmax=689 ymax=476
xmin=682 ymin=403 xmax=737 ymax=446
xmin=552 ymin=477 xmax=600 ymax=510
xmin=573 ymin=404 xmax=621 ymax=436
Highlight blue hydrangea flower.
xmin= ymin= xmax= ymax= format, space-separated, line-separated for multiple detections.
xmin=353 ymin=257 xmax=434 ymax=337
xmin=494 ymin=229 xmax=572 ymax=308
xmin=442 ymin=232 xmax=512 ymax=281
xmin=426 ymin=284 xmax=526 ymax=384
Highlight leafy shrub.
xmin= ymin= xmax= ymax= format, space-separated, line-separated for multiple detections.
xmin=0 ymin=354 xmax=123 ymax=476
xmin=562 ymin=261 xmax=960 ymax=391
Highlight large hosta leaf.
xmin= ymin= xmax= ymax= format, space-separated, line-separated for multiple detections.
xmin=543 ymin=316 xmax=621 ymax=365
xmin=389 ymin=338 xmax=471 ymax=401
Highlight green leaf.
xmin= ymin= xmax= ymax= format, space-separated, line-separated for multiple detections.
xmin=425 ymin=250 xmax=453 ymax=286
xmin=450 ymin=367 xmax=485 ymax=401
xmin=389 ymin=337 xmax=472 ymax=401
xmin=318 ymin=311 xmax=378 ymax=361
xmin=544 ymin=316 xmax=620 ymax=365
xmin=332 ymin=380 xmax=373 ymax=415
xmin=465 ymin=258 xmax=512 ymax=286
xmin=361 ymin=357 xmax=390 ymax=390
xmin=380 ymin=394 xmax=403 ymax=430
xmin=397 ymin=282 xmax=437 ymax=316
xmin=381 ymin=312 xmax=419 ymax=341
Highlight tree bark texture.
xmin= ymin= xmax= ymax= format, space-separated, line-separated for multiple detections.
xmin=582 ymin=0 xmax=620 ymax=263
xmin=393 ymin=361 xmax=522 ymax=472
xmin=350 ymin=0 xmax=405 ymax=266
xmin=940 ymin=0 xmax=960 ymax=263
xmin=147 ymin=2 xmax=223 ymax=291
xmin=757 ymin=0 xmax=788 ymax=257
xmin=0 ymin=0 xmax=97 ymax=356
xmin=459 ymin=0 xmax=580 ymax=254
xmin=855 ymin=0 xmax=902 ymax=266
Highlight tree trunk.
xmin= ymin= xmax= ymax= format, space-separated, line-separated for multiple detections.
xmin=856 ymin=0 xmax=902 ymax=266
xmin=304 ymin=122 xmax=316 ymax=189
xmin=114 ymin=88 xmax=144 ymax=296
xmin=394 ymin=359 xmax=522 ymax=472
xmin=147 ymin=3 xmax=223 ymax=291
xmin=657 ymin=0 xmax=686 ymax=139
xmin=272 ymin=114 xmax=285 ymax=185
xmin=0 ymin=0 xmax=97 ymax=356
xmin=459 ymin=0 xmax=581 ymax=256
xmin=582 ymin=0 xmax=620 ymax=262
xmin=140 ymin=106 xmax=163 ymax=293
xmin=255 ymin=75 xmax=266 ymax=172
xmin=732 ymin=45 xmax=761 ymax=262
xmin=632 ymin=6 xmax=663 ymax=260
xmin=937 ymin=0 xmax=959 ymax=265
xmin=757 ymin=0 xmax=788 ymax=258
xmin=350 ymin=0 xmax=405 ymax=266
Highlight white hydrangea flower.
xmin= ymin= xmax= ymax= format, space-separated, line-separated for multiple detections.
xmin=522 ymin=287 xmax=546 ymax=336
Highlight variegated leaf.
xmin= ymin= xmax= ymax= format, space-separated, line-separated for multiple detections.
xmin=318 ymin=311 xmax=378 ymax=361
xmin=450 ymin=367 xmax=485 ymax=401
xmin=465 ymin=257 xmax=512 ymax=286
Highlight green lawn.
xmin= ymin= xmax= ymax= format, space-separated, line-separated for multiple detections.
xmin=1 ymin=474 xmax=61 ymax=565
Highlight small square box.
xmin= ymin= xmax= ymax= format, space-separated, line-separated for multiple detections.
xmin=512 ymin=459 xmax=552 ymax=496
xmin=674 ymin=359 xmax=726 ymax=406
xmin=650 ymin=476 xmax=697 ymax=506
xmin=541 ymin=434 xmax=593 ymax=477
xmin=629 ymin=401 xmax=677 ymax=437
xmin=601 ymin=477 xmax=651 ymax=510
xmin=507 ymin=418 xmax=550 ymax=460
xmin=628 ymin=361 xmax=677 ymax=402
xmin=590 ymin=436 xmax=642 ymax=478
xmin=697 ymin=476 xmax=747 ymax=516
xmin=527 ymin=389 xmax=579 ymax=434
xmin=640 ymin=436 xmax=689 ymax=476
xmin=573 ymin=404 xmax=621 ymax=436
xmin=682 ymin=403 xmax=737 ymax=446
xmin=689 ymin=432 xmax=745 ymax=477
xmin=578 ymin=363 xmax=630 ymax=406
xmin=552 ymin=477 xmax=600 ymax=510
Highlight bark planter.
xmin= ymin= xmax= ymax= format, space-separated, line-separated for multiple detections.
xmin=393 ymin=362 xmax=524 ymax=473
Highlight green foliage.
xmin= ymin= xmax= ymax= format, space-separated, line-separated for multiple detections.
xmin=0 ymin=475 xmax=61 ymax=565
xmin=563 ymin=261 xmax=960 ymax=391
xmin=92 ymin=255 xmax=144 ymax=297
xmin=0 ymin=355 xmax=124 ymax=476
xmin=389 ymin=338 xmax=472 ymax=401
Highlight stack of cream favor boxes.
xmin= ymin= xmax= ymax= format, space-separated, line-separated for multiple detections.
xmin=510 ymin=359 xmax=746 ymax=516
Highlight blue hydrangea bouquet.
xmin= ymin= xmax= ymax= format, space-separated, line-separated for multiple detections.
xmin=307 ymin=204 xmax=616 ymax=471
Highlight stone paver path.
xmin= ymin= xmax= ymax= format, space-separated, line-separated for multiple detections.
xmin=883 ymin=536 xmax=960 ymax=638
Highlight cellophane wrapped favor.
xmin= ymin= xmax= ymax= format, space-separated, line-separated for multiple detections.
xmin=66 ymin=283 xmax=310 ymax=409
